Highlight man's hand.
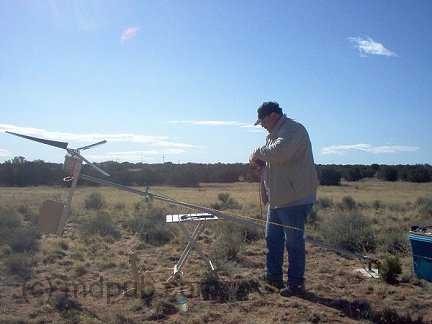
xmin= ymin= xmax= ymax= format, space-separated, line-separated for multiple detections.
xmin=249 ymin=149 xmax=265 ymax=170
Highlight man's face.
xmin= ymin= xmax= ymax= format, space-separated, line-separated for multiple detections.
xmin=260 ymin=112 xmax=280 ymax=132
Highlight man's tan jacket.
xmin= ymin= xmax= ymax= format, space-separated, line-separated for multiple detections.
xmin=254 ymin=115 xmax=318 ymax=208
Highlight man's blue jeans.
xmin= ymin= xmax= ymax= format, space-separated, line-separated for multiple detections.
xmin=266 ymin=204 xmax=313 ymax=288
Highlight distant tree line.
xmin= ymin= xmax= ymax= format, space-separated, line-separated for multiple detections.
xmin=0 ymin=157 xmax=430 ymax=187
xmin=318 ymin=164 xmax=432 ymax=185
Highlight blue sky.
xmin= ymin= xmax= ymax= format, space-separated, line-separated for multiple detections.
xmin=1 ymin=0 xmax=431 ymax=165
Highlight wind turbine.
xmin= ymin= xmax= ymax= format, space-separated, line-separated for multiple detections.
xmin=6 ymin=131 xmax=110 ymax=176
xmin=6 ymin=131 xmax=109 ymax=234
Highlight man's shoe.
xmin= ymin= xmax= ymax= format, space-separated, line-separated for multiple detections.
xmin=280 ymin=285 xmax=305 ymax=297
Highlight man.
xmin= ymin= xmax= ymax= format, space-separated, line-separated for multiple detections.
xmin=249 ymin=101 xmax=318 ymax=297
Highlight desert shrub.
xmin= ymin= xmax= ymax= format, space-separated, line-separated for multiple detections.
xmin=16 ymin=204 xmax=37 ymax=223
xmin=128 ymin=202 xmax=173 ymax=246
xmin=0 ymin=207 xmax=21 ymax=230
xmin=371 ymin=200 xmax=385 ymax=210
xmin=377 ymin=166 xmax=398 ymax=182
xmin=416 ymin=197 xmax=432 ymax=218
xmin=317 ymin=197 xmax=334 ymax=209
xmin=238 ymin=222 xmax=264 ymax=243
xmin=199 ymin=272 xmax=260 ymax=303
xmin=80 ymin=211 xmax=120 ymax=239
xmin=7 ymin=226 xmax=40 ymax=253
xmin=373 ymin=307 xmax=424 ymax=324
xmin=149 ymin=299 xmax=178 ymax=320
xmin=338 ymin=196 xmax=357 ymax=210
xmin=319 ymin=168 xmax=341 ymax=186
xmin=380 ymin=230 xmax=409 ymax=255
xmin=211 ymin=193 xmax=242 ymax=210
xmin=387 ymin=203 xmax=407 ymax=213
xmin=306 ymin=206 xmax=319 ymax=226
xmin=84 ymin=192 xmax=106 ymax=210
xmin=379 ymin=255 xmax=402 ymax=284
xmin=50 ymin=292 xmax=82 ymax=312
xmin=211 ymin=221 xmax=263 ymax=261
xmin=212 ymin=223 xmax=243 ymax=261
xmin=0 ymin=207 xmax=39 ymax=253
xmin=59 ymin=239 xmax=69 ymax=250
xmin=0 ymin=245 xmax=12 ymax=257
xmin=319 ymin=211 xmax=377 ymax=253
xmin=4 ymin=253 xmax=33 ymax=279
xmin=0 ymin=315 xmax=26 ymax=324
xmin=73 ymin=263 xmax=88 ymax=277
xmin=96 ymin=257 xmax=117 ymax=270
xmin=114 ymin=202 xmax=126 ymax=210
xmin=41 ymin=238 xmax=69 ymax=264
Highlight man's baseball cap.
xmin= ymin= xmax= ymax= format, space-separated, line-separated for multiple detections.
xmin=254 ymin=101 xmax=283 ymax=125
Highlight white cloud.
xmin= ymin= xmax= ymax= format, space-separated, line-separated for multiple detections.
xmin=169 ymin=120 xmax=247 ymax=127
xmin=0 ymin=148 xmax=12 ymax=157
xmin=321 ymin=144 xmax=419 ymax=155
xmin=348 ymin=36 xmax=397 ymax=57
xmin=247 ymin=129 xmax=266 ymax=133
xmin=168 ymin=120 xmax=265 ymax=131
xmin=121 ymin=27 xmax=139 ymax=42
xmin=240 ymin=124 xmax=261 ymax=129
xmin=1 ymin=123 xmax=197 ymax=151
xmin=87 ymin=149 xmax=186 ymax=162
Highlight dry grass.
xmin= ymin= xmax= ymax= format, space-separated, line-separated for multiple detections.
xmin=318 ymin=178 xmax=432 ymax=204
xmin=1 ymin=179 xmax=430 ymax=211
xmin=1 ymin=179 xmax=432 ymax=323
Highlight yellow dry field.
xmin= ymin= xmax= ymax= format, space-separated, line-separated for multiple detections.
xmin=1 ymin=179 xmax=432 ymax=323
xmin=0 ymin=178 xmax=430 ymax=211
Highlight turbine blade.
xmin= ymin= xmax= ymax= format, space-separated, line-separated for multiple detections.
xmin=6 ymin=131 xmax=68 ymax=150
xmin=77 ymin=140 xmax=107 ymax=151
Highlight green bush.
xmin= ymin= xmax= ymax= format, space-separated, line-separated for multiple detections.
xmin=371 ymin=200 xmax=384 ymax=210
xmin=211 ymin=193 xmax=242 ymax=210
xmin=316 ymin=197 xmax=334 ymax=209
xmin=84 ymin=192 xmax=106 ymax=210
xmin=339 ymin=196 xmax=357 ymax=210
xmin=113 ymin=202 xmax=126 ymax=210
xmin=0 ymin=207 xmax=21 ymax=230
xmin=80 ymin=211 xmax=120 ymax=239
xmin=0 ymin=207 xmax=39 ymax=253
xmin=380 ymin=230 xmax=409 ymax=256
xmin=306 ymin=206 xmax=319 ymax=226
xmin=379 ymin=255 xmax=402 ymax=284
xmin=238 ymin=222 xmax=264 ymax=243
xmin=4 ymin=253 xmax=33 ymax=279
xmin=16 ymin=204 xmax=37 ymax=223
xmin=320 ymin=211 xmax=377 ymax=253
xmin=416 ymin=197 xmax=432 ymax=218
xmin=7 ymin=226 xmax=40 ymax=253
xmin=128 ymin=202 xmax=173 ymax=246
xmin=212 ymin=223 xmax=243 ymax=261
xmin=0 ymin=315 xmax=26 ymax=324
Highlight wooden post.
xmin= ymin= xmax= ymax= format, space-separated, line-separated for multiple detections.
xmin=57 ymin=156 xmax=82 ymax=235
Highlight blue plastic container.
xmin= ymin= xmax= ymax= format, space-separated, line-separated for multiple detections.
xmin=409 ymin=231 xmax=432 ymax=282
